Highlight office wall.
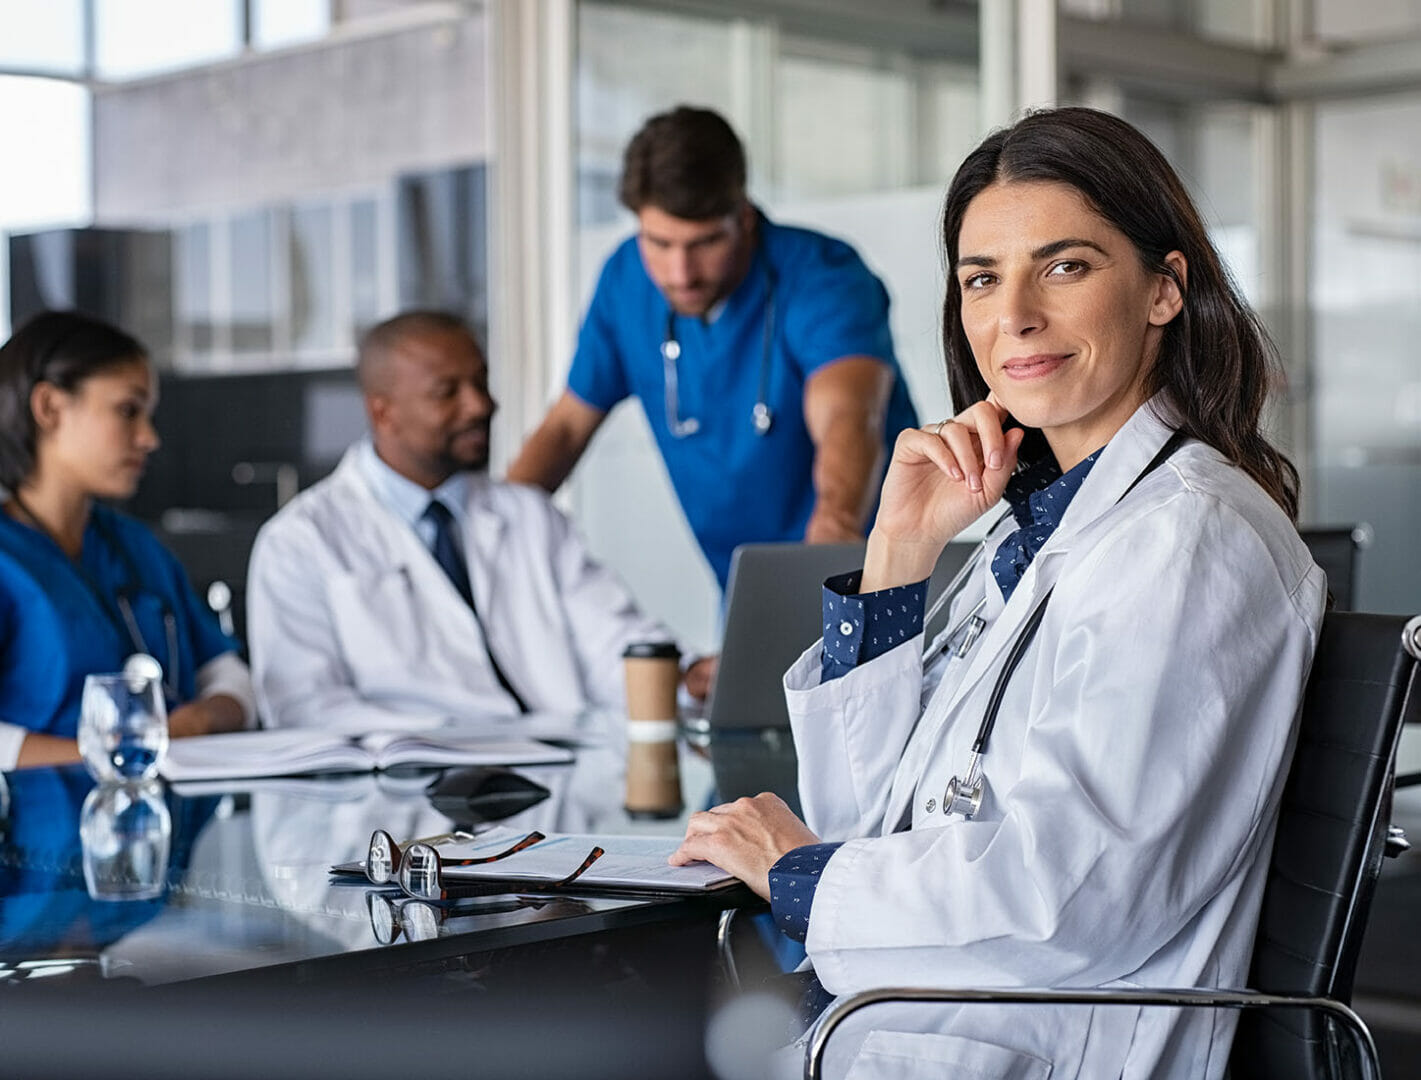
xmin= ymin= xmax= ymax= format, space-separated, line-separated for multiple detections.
xmin=91 ymin=15 xmax=487 ymax=223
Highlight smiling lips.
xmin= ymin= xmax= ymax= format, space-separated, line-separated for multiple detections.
xmin=1002 ymin=353 xmax=1071 ymax=380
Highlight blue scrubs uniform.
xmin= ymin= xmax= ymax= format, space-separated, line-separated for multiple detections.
xmin=0 ymin=505 xmax=237 ymax=739
xmin=568 ymin=212 xmax=919 ymax=588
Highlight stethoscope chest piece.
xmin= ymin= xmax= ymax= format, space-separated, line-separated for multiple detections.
xmin=942 ymin=751 xmax=985 ymax=819
xmin=752 ymin=401 xmax=773 ymax=436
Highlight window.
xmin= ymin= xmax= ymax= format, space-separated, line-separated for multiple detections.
xmin=94 ymin=0 xmax=241 ymax=81
xmin=253 ymin=0 xmax=330 ymax=51
xmin=0 ymin=76 xmax=90 ymax=232
xmin=0 ymin=0 xmax=85 ymax=75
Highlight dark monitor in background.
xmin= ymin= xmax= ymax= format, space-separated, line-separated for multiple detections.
xmin=8 ymin=227 xmax=174 ymax=363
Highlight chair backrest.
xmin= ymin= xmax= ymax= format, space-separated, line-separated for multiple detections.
xmin=1230 ymin=612 xmax=1421 ymax=1079
xmin=1299 ymin=527 xmax=1366 ymax=612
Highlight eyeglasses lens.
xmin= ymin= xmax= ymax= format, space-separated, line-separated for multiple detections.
xmin=402 ymin=902 xmax=441 ymax=942
xmin=366 ymin=830 xmax=396 ymax=884
xmin=400 ymin=842 xmax=442 ymax=900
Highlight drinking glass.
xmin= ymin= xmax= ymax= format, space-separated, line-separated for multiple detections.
xmin=79 ymin=781 xmax=172 ymax=901
xmin=78 ymin=671 xmax=169 ymax=782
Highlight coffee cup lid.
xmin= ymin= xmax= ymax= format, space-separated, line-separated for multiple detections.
xmin=623 ymin=641 xmax=680 ymax=660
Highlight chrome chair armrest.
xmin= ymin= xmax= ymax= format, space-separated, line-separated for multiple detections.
xmin=717 ymin=908 xmax=742 ymax=991
xmin=804 ymin=986 xmax=1380 ymax=1080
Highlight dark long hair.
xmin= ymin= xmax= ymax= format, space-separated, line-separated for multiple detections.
xmin=940 ymin=107 xmax=1299 ymax=519
xmin=0 ymin=310 xmax=147 ymax=491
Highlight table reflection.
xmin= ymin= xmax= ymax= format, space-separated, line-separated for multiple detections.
xmin=0 ymin=738 xmax=715 ymax=984
xmin=0 ymin=768 xmax=217 ymax=979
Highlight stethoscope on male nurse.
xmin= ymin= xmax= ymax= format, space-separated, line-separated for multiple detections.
xmin=660 ymin=267 xmax=777 ymax=439
xmin=903 ymin=428 xmax=1186 ymax=823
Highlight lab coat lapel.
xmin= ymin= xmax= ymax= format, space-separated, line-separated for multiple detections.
xmin=882 ymin=402 xmax=1181 ymax=830
xmin=460 ymin=478 xmax=506 ymax=617
xmin=332 ymin=451 xmax=483 ymax=632
xmin=1045 ymin=400 xmax=1178 ymax=546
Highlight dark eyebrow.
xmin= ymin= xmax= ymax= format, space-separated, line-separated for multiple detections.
xmin=1032 ymin=237 xmax=1109 ymax=260
xmin=955 ymin=237 xmax=1110 ymax=272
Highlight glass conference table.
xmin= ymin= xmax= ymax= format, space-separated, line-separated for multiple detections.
xmin=0 ymin=727 xmax=775 ymax=1080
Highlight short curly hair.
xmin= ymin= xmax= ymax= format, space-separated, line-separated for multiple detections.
xmin=618 ymin=105 xmax=747 ymax=220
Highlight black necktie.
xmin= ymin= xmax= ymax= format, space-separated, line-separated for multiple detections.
xmin=422 ymin=499 xmax=529 ymax=713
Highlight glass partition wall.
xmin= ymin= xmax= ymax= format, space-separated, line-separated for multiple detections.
xmin=567 ymin=2 xmax=984 ymax=648
xmin=1 ymin=0 xmax=1417 ymax=623
xmin=564 ymin=0 xmax=1302 ymax=649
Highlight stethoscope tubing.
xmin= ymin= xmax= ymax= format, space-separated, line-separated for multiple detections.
xmin=924 ymin=430 xmax=1188 ymax=819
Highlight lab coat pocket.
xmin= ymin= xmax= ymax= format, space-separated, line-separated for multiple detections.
xmin=843 ymin=1030 xmax=1052 ymax=1080
xmin=327 ymin=567 xmax=428 ymax=691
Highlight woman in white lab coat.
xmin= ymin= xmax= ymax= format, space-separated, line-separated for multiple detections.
xmin=672 ymin=107 xmax=1326 ymax=1079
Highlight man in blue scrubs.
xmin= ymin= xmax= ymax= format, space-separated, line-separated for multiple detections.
xmin=509 ymin=106 xmax=918 ymax=596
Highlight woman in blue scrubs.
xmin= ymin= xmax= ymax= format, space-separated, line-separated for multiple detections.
xmin=0 ymin=311 xmax=254 ymax=769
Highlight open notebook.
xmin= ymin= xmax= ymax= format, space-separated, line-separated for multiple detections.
xmin=159 ymin=728 xmax=572 ymax=782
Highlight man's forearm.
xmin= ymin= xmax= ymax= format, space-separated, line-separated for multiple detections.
xmin=806 ymin=410 xmax=883 ymax=541
xmin=507 ymin=423 xmax=580 ymax=492
xmin=507 ymin=392 xmax=606 ymax=492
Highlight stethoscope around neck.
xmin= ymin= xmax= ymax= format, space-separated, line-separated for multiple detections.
xmin=661 ymin=265 xmax=777 ymax=439
xmin=922 ymin=431 xmax=1187 ymax=822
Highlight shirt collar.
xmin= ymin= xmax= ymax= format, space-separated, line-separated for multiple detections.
xmin=1003 ymin=446 xmax=1104 ymax=532
xmin=356 ymin=438 xmax=470 ymax=531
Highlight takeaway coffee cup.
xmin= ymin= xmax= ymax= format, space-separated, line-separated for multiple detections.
xmin=623 ymin=642 xmax=682 ymax=819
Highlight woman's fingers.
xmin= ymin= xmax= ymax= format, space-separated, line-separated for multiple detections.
xmin=939 ymin=421 xmax=986 ymax=492
xmin=896 ymin=426 xmax=965 ymax=482
xmin=933 ymin=399 xmax=1020 ymax=492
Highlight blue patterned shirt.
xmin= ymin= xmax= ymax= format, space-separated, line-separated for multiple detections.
xmin=820 ymin=571 xmax=929 ymax=683
xmin=990 ymin=449 xmax=1101 ymax=602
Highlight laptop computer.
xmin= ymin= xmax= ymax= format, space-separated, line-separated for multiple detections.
xmin=706 ymin=540 xmax=975 ymax=811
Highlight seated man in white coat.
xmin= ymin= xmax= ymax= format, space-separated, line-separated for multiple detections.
xmin=247 ymin=311 xmax=690 ymax=729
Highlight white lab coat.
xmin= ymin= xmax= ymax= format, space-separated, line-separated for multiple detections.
xmin=781 ymin=402 xmax=1326 ymax=1080
xmin=247 ymin=449 xmax=672 ymax=730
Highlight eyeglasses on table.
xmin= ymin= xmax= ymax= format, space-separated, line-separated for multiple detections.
xmin=398 ymin=838 xmax=606 ymax=902
xmin=364 ymin=827 xmax=527 ymax=886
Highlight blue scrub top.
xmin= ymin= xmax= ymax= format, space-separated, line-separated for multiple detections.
xmin=568 ymin=212 xmax=919 ymax=588
xmin=0 ymin=505 xmax=237 ymax=738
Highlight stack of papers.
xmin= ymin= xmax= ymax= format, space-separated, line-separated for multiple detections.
xmin=333 ymin=828 xmax=738 ymax=894
xmin=159 ymin=728 xmax=572 ymax=782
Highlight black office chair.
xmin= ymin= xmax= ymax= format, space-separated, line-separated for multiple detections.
xmin=804 ymin=612 xmax=1421 ymax=1080
xmin=1300 ymin=525 xmax=1371 ymax=612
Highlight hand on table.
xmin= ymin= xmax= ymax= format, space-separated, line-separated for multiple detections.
xmin=682 ymin=656 xmax=718 ymax=701
xmin=669 ymin=793 xmax=820 ymax=901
